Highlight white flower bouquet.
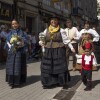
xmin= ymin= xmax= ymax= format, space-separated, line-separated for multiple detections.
xmin=10 ymin=34 xmax=24 ymax=53
xmin=39 ymin=32 xmax=45 ymax=53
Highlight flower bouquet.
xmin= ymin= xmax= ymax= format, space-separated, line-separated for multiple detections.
xmin=39 ymin=32 xmax=45 ymax=54
xmin=10 ymin=34 xmax=24 ymax=53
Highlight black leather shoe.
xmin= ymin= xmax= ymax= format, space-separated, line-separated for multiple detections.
xmin=84 ymin=86 xmax=92 ymax=91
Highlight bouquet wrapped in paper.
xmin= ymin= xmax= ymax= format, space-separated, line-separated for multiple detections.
xmin=10 ymin=34 xmax=24 ymax=53
xmin=39 ymin=32 xmax=45 ymax=53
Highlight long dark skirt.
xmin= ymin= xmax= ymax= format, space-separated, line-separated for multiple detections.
xmin=41 ymin=47 xmax=70 ymax=87
xmin=6 ymin=49 xmax=27 ymax=86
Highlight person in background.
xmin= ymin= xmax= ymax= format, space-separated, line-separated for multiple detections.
xmin=0 ymin=25 xmax=8 ymax=63
xmin=39 ymin=16 xmax=75 ymax=88
xmin=65 ymin=19 xmax=79 ymax=71
xmin=76 ymin=25 xmax=81 ymax=32
xmin=5 ymin=19 xmax=27 ymax=88
xmin=0 ymin=25 xmax=8 ymax=40
xmin=92 ymin=24 xmax=100 ymax=64
xmin=78 ymin=21 xmax=100 ymax=70
xmin=27 ymin=32 xmax=38 ymax=60
xmin=79 ymin=21 xmax=99 ymax=42
xmin=24 ymin=27 xmax=30 ymax=35
xmin=31 ymin=32 xmax=36 ymax=51
xmin=76 ymin=42 xmax=97 ymax=91
xmin=23 ymin=27 xmax=32 ymax=60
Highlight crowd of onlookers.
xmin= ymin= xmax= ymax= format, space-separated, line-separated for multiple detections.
xmin=0 ymin=25 xmax=9 ymax=63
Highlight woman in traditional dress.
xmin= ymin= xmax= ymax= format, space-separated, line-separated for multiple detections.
xmin=5 ymin=19 xmax=27 ymax=88
xmin=76 ymin=21 xmax=99 ymax=70
xmin=39 ymin=16 xmax=75 ymax=88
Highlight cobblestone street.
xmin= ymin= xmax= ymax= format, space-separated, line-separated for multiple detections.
xmin=0 ymin=60 xmax=81 ymax=100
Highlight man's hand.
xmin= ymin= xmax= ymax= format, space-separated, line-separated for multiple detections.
xmin=71 ymin=48 xmax=75 ymax=53
xmin=71 ymin=38 xmax=75 ymax=41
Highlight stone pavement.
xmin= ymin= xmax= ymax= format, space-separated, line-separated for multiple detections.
xmin=71 ymin=68 xmax=100 ymax=100
xmin=0 ymin=59 xmax=81 ymax=100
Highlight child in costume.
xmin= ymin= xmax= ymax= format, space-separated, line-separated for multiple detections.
xmin=76 ymin=42 xmax=97 ymax=91
xmin=76 ymin=21 xmax=99 ymax=71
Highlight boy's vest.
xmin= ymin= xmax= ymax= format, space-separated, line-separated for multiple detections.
xmin=82 ymin=54 xmax=94 ymax=70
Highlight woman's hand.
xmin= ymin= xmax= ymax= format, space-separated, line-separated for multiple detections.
xmin=71 ymin=38 xmax=75 ymax=41
xmin=39 ymin=41 xmax=45 ymax=46
xmin=17 ymin=41 xmax=24 ymax=48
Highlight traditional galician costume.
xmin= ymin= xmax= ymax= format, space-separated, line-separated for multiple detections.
xmin=5 ymin=28 xmax=27 ymax=88
xmin=39 ymin=16 xmax=75 ymax=88
xmin=76 ymin=42 xmax=97 ymax=91
xmin=76 ymin=28 xmax=99 ymax=70
xmin=65 ymin=19 xmax=79 ymax=71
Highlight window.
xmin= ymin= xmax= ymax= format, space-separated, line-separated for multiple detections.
xmin=54 ymin=2 xmax=61 ymax=10
xmin=43 ymin=0 xmax=51 ymax=6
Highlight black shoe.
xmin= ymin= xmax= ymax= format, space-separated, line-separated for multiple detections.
xmin=84 ymin=86 xmax=92 ymax=91
xmin=83 ymin=81 xmax=87 ymax=86
xmin=43 ymin=85 xmax=52 ymax=89
xmin=84 ymin=81 xmax=92 ymax=91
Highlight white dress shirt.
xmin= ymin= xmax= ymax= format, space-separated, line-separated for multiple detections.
xmin=65 ymin=27 xmax=79 ymax=43
xmin=76 ymin=53 xmax=97 ymax=65
xmin=39 ymin=28 xmax=74 ymax=50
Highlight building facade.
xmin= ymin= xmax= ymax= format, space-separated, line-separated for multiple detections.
xmin=97 ymin=0 xmax=100 ymax=26
xmin=0 ymin=0 xmax=71 ymax=33
xmin=0 ymin=0 xmax=13 ymax=27
xmin=0 ymin=0 xmax=98 ymax=32
xmin=97 ymin=0 xmax=100 ymax=19
xmin=71 ymin=0 xmax=97 ymax=27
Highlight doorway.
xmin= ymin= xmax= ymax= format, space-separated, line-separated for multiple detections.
xmin=26 ymin=16 xmax=33 ymax=33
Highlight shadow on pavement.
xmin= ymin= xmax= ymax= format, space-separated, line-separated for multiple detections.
xmin=68 ymin=75 xmax=81 ymax=88
xmin=97 ymin=66 xmax=100 ymax=70
xmin=27 ymin=59 xmax=41 ymax=64
xmin=92 ymin=80 xmax=100 ymax=89
xmin=53 ymin=75 xmax=82 ymax=100
xmin=0 ymin=63 xmax=6 ymax=70
xmin=23 ymin=75 xmax=41 ymax=87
